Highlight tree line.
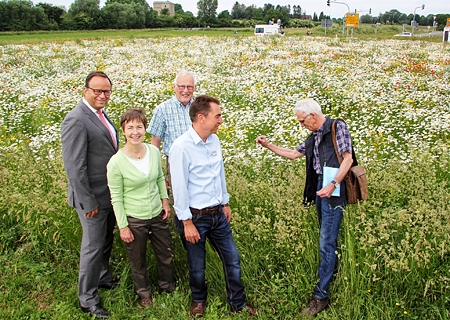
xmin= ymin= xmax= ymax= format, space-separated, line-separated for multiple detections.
xmin=0 ymin=0 xmax=448 ymax=32
xmin=360 ymin=9 xmax=447 ymax=29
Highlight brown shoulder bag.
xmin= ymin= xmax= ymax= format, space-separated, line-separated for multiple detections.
xmin=331 ymin=120 xmax=369 ymax=204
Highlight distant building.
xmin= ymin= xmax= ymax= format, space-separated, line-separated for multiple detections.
xmin=153 ymin=1 xmax=175 ymax=15
xmin=300 ymin=15 xmax=312 ymax=20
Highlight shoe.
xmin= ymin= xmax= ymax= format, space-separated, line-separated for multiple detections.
xmin=99 ymin=282 xmax=118 ymax=290
xmin=301 ymin=297 xmax=329 ymax=316
xmin=191 ymin=302 xmax=206 ymax=316
xmin=234 ymin=304 xmax=257 ymax=316
xmin=81 ymin=303 xmax=110 ymax=319
xmin=139 ymin=297 xmax=153 ymax=308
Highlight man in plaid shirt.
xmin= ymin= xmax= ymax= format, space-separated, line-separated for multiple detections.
xmin=148 ymin=70 xmax=196 ymax=187
xmin=256 ymin=98 xmax=354 ymax=317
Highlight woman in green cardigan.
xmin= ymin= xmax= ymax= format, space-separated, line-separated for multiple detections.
xmin=107 ymin=108 xmax=175 ymax=308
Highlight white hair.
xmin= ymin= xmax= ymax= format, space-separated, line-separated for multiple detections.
xmin=292 ymin=98 xmax=323 ymax=116
xmin=173 ymin=70 xmax=196 ymax=86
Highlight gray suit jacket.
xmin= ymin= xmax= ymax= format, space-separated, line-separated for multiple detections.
xmin=61 ymin=101 xmax=119 ymax=214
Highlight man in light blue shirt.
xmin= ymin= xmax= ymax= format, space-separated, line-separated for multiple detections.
xmin=169 ymin=95 xmax=256 ymax=317
xmin=148 ymin=70 xmax=195 ymax=153
xmin=148 ymin=70 xmax=195 ymax=192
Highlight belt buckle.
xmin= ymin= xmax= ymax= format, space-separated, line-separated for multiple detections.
xmin=206 ymin=205 xmax=218 ymax=214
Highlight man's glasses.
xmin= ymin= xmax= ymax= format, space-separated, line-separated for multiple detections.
xmin=86 ymin=86 xmax=112 ymax=96
xmin=298 ymin=114 xmax=310 ymax=124
xmin=175 ymin=84 xmax=195 ymax=91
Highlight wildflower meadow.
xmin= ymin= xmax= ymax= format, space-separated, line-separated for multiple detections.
xmin=1 ymin=34 xmax=450 ymax=319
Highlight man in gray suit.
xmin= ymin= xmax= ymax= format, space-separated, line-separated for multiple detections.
xmin=62 ymin=71 xmax=119 ymax=319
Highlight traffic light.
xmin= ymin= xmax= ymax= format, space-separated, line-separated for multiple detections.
xmin=327 ymin=0 xmax=330 ymax=6
xmin=369 ymin=8 xmax=371 ymax=14
xmin=421 ymin=4 xmax=425 ymax=10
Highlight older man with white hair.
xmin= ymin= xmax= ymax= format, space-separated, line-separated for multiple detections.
xmin=148 ymin=70 xmax=197 ymax=188
xmin=256 ymin=98 xmax=354 ymax=317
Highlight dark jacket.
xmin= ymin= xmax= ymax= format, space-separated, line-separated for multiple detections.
xmin=303 ymin=116 xmax=348 ymax=206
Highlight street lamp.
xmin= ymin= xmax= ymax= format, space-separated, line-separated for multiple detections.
xmin=330 ymin=0 xmax=350 ymax=13
xmin=329 ymin=1 xmax=350 ymax=36
xmin=412 ymin=4 xmax=425 ymax=36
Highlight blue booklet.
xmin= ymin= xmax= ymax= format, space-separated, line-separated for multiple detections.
xmin=322 ymin=166 xmax=340 ymax=197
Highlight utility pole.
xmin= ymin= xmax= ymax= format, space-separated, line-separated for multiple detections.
xmin=412 ymin=4 xmax=425 ymax=36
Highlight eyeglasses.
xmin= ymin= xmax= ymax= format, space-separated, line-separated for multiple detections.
xmin=86 ymin=86 xmax=112 ymax=96
xmin=298 ymin=114 xmax=310 ymax=124
xmin=175 ymin=84 xmax=195 ymax=91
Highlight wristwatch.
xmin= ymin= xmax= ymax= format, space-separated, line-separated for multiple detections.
xmin=331 ymin=180 xmax=339 ymax=189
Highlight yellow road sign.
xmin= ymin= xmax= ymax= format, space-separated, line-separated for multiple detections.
xmin=346 ymin=13 xmax=359 ymax=28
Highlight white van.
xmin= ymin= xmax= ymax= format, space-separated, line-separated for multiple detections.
xmin=254 ymin=24 xmax=284 ymax=36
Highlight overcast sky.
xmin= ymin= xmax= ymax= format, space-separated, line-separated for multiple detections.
xmin=49 ymin=0 xmax=449 ymax=19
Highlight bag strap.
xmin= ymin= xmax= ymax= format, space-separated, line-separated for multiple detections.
xmin=332 ymin=118 xmax=359 ymax=167
xmin=331 ymin=119 xmax=343 ymax=165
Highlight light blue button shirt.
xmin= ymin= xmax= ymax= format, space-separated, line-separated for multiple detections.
xmin=169 ymin=126 xmax=230 ymax=220
xmin=147 ymin=96 xmax=193 ymax=156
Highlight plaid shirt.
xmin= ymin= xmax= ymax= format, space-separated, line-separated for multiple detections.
xmin=147 ymin=96 xmax=194 ymax=156
xmin=296 ymin=117 xmax=352 ymax=174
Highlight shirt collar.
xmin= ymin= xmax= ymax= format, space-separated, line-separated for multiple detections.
xmin=83 ymin=97 xmax=100 ymax=114
xmin=187 ymin=126 xmax=212 ymax=145
xmin=172 ymin=95 xmax=194 ymax=108
xmin=314 ymin=116 xmax=328 ymax=134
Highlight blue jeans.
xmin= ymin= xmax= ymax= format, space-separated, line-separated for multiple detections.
xmin=175 ymin=208 xmax=246 ymax=310
xmin=314 ymin=179 xmax=345 ymax=299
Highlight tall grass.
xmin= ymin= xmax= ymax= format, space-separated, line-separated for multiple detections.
xmin=1 ymin=147 xmax=449 ymax=319
xmin=1 ymin=34 xmax=449 ymax=319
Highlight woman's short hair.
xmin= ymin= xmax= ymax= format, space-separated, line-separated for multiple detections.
xmin=120 ymin=108 xmax=148 ymax=130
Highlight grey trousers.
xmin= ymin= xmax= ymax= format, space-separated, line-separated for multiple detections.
xmin=77 ymin=206 xmax=116 ymax=308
